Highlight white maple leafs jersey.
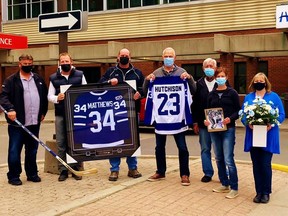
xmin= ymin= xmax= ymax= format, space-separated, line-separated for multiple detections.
xmin=144 ymin=76 xmax=193 ymax=134
xmin=73 ymin=90 xmax=131 ymax=148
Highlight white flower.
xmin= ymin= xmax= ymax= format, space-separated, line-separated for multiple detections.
xmin=239 ymin=97 xmax=280 ymax=126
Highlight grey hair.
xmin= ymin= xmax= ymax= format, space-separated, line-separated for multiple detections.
xmin=203 ymin=58 xmax=217 ymax=67
xmin=162 ymin=47 xmax=176 ymax=56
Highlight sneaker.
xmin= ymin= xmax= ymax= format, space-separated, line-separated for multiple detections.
xmin=181 ymin=175 xmax=191 ymax=186
xmin=72 ymin=173 xmax=82 ymax=181
xmin=8 ymin=178 xmax=22 ymax=186
xmin=213 ymin=185 xmax=230 ymax=193
xmin=225 ymin=190 xmax=239 ymax=199
xmin=27 ymin=175 xmax=41 ymax=182
xmin=58 ymin=170 xmax=68 ymax=182
xmin=128 ymin=169 xmax=142 ymax=178
xmin=147 ymin=173 xmax=165 ymax=182
xmin=109 ymin=171 xmax=119 ymax=181
xmin=201 ymin=175 xmax=212 ymax=183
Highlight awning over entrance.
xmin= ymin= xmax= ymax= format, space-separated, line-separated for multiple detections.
xmin=1 ymin=32 xmax=288 ymax=65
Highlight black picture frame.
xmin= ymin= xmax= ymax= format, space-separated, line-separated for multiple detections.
xmin=64 ymin=82 xmax=140 ymax=161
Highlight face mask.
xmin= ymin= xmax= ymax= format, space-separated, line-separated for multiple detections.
xmin=21 ymin=65 xmax=33 ymax=73
xmin=163 ymin=57 xmax=174 ymax=67
xmin=204 ymin=68 xmax=215 ymax=77
xmin=61 ymin=64 xmax=71 ymax=72
xmin=119 ymin=56 xmax=129 ymax=65
xmin=216 ymin=77 xmax=226 ymax=86
xmin=253 ymin=82 xmax=266 ymax=91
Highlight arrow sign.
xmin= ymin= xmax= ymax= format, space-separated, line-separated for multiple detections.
xmin=38 ymin=10 xmax=83 ymax=33
xmin=41 ymin=13 xmax=78 ymax=29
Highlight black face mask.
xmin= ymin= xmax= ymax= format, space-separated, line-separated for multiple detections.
xmin=253 ymin=82 xmax=266 ymax=91
xmin=21 ymin=65 xmax=33 ymax=73
xmin=61 ymin=64 xmax=71 ymax=72
xmin=119 ymin=57 xmax=129 ymax=65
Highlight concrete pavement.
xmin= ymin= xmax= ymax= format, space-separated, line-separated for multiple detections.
xmin=0 ymin=110 xmax=288 ymax=216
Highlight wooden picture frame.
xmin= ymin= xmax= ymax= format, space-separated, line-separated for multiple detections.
xmin=204 ymin=108 xmax=227 ymax=132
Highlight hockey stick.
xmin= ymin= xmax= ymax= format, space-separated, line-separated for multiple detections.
xmin=0 ymin=105 xmax=97 ymax=176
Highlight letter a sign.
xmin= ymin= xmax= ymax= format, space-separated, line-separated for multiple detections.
xmin=38 ymin=10 xmax=85 ymax=33
xmin=276 ymin=4 xmax=288 ymax=29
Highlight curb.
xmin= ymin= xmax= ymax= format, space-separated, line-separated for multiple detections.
xmin=272 ymin=163 xmax=288 ymax=172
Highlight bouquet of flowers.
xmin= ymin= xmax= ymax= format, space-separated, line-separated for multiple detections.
xmin=239 ymin=96 xmax=280 ymax=127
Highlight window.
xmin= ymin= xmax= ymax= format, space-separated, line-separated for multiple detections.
xmin=5 ymin=0 xmax=201 ymax=20
xmin=258 ymin=61 xmax=268 ymax=77
xmin=234 ymin=62 xmax=246 ymax=94
xmin=89 ymin=0 xmax=103 ymax=12
xmin=7 ymin=0 xmax=54 ymax=20
xmin=164 ymin=0 xmax=189 ymax=3
xmin=143 ymin=0 xmax=159 ymax=6
xmin=107 ymin=0 xmax=160 ymax=10
xmin=107 ymin=0 xmax=122 ymax=10
xmin=181 ymin=64 xmax=203 ymax=81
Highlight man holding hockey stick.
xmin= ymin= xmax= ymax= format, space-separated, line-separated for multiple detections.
xmin=0 ymin=54 xmax=48 ymax=186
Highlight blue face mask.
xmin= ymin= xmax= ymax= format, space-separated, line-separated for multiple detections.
xmin=163 ymin=57 xmax=174 ymax=67
xmin=216 ymin=77 xmax=226 ymax=86
xmin=204 ymin=68 xmax=215 ymax=77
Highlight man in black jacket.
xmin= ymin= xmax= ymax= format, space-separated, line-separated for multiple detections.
xmin=192 ymin=58 xmax=217 ymax=183
xmin=0 ymin=54 xmax=48 ymax=186
xmin=99 ymin=48 xmax=144 ymax=181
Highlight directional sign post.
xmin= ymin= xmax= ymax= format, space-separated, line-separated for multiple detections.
xmin=38 ymin=10 xmax=86 ymax=33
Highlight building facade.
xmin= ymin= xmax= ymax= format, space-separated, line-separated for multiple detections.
xmin=0 ymin=0 xmax=287 ymax=100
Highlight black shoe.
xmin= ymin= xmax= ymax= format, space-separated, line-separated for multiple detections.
xmin=27 ymin=175 xmax=41 ymax=182
xmin=253 ymin=194 xmax=262 ymax=203
xmin=261 ymin=194 xmax=270 ymax=204
xmin=8 ymin=178 xmax=22 ymax=186
xmin=58 ymin=170 xmax=68 ymax=182
xmin=72 ymin=173 xmax=82 ymax=180
xmin=201 ymin=175 xmax=212 ymax=183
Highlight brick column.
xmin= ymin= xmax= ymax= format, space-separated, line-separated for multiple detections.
xmin=101 ymin=63 xmax=112 ymax=76
xmin=219 ymin=53 xmax=234 ymax=87
xmin=0 ymin=67 xmax=4 ymax=92
xmin=247 ymin=57 xmax=258 ymax=91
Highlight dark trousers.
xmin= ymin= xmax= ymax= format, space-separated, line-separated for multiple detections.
xmin=7 ymin=124 xmax=40 ymax=180
xmin=250 ymin=147 xmax=273 ymax=195
xmin=155 ymin=132 xmax=190 ymax=177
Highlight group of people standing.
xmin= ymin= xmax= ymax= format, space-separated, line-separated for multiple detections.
xmin=0 ymin=47 xmax=285 ymax=204
xmin=192 ymin=56 xmax=285 ymax=202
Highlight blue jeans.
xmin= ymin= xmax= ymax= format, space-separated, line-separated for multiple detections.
xmin=250 ymin=148 xmax=273 ymax=195
xmin=7 ymin=124 xmax=40 ymax=180
xmin=199 ymin=127 xmax=214 ymax=177
xmin=210 ymin=127 xmax=238 ymax=190
xmin=109 ymin=157 xmax=138 ymax=172
xmin=155 ymin=132 xmax=190 ymax=177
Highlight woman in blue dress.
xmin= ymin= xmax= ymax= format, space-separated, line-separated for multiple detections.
xmin=241 ymin=72 xmax=285 ymax=204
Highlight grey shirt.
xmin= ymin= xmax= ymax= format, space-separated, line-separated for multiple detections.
xmin=142 ymin=65 xmax=197 ymax=96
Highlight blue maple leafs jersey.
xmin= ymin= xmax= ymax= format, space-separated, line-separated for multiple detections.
xmin=144 ymin=76 xmax=193 ymax=134
xmin=73 ymin=90 xmax=131 ymax=148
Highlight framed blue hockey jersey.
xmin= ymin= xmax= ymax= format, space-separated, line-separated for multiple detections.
xmin=64 ymin=83 xmax=140 ymax=161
